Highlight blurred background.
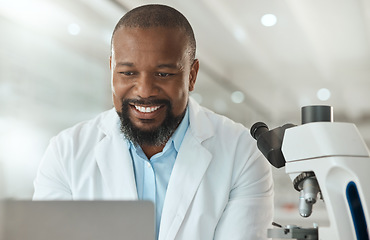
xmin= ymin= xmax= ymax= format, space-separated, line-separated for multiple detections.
xmin=1 ymin=0 xmax=370 ymax=228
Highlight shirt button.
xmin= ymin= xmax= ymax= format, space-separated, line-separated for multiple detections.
xmin=146 ymin=162 xmax=151 ymax=168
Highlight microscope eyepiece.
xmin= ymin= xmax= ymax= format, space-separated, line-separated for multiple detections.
xmin=250 ymin=122 xmax=295 ymax=168
xmin=250 ymin=122 xmax=269 ymax=140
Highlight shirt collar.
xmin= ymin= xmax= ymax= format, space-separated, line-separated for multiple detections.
xmin=171 ymin=105 xmax=189 ymax=152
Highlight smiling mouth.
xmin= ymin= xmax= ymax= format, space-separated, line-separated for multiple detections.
xmin=125 ymin=98 xmax=169 ymax=120
xmin=130 ymin=104 xmax=165 ymax=122
xmin=134 ymin=105 xmax=162 ymax=113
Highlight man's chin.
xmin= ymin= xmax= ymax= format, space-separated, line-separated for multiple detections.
xmin=132 ymin=124 xmax=161 ymax=134
xmin=130 ymin=118 xmax=163 ymax=130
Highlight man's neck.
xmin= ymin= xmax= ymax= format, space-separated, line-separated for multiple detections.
xmin=141 ymin=144 xmax=166 ymax=159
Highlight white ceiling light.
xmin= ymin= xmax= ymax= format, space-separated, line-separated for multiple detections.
xmin=231 ymin=91 xmax=245 ymax=103
xmin=317 ymin=88 xmax=331 ymax=101
xmin=261 ymin=14 xmax=277 ymax=27
xmin=68 ymin=23 xmax=81 ymax=35
xmin=233 ymin=26 xmax=248 ymax=42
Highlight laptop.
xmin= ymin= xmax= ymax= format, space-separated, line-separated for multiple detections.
xmin=0 ymin=200 xmax=155 ymax=240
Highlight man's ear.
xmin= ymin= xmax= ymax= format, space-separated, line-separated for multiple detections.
xmin=189 ymin=59 xmax=199 ymax=91
xmin=109 ymin=56 xmax=112 ymax=70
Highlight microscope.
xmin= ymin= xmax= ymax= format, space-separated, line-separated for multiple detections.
xmin=251 ymin=105 xmax=370 ymax=240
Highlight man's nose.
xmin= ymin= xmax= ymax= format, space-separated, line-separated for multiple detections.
xmin=135 ymin=74 xmax=159 ymax=98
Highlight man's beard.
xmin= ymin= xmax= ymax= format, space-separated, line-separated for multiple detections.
xmin=116 ymin=98 xmax=186 ymax=147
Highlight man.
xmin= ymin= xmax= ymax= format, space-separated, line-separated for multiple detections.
xmin=33 ymin=4 xmax=274 ymax=240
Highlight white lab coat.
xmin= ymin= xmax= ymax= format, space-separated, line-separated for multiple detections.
xmin=33 ymin=97 xmax=274 ymax=240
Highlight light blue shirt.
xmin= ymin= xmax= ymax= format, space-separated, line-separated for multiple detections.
xmin=128 ymin=107 xmax=189 ymax=239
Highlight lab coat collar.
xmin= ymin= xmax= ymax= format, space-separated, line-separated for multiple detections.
xmin=159 ymin=97 xmax=214 ymax=240
xmin=187 ymin=97 xmax=214 ymax=142
xmin=95 ymin=109 xmax=138 ymax=199
xmin=97 ymin=108 xmax=121 ymax=138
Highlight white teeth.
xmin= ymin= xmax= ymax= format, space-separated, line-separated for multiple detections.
xmin=135 ymin=105 xmax=161 ymax=113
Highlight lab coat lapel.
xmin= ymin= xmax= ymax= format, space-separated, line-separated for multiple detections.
xmin=159 ymin=98 xmax=214 ymax=240
xmin=95 ymin=109 xmax=138 ymax=200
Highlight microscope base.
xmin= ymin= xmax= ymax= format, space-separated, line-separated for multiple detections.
xmin=268 ymin=227 xmax=318 ymax=240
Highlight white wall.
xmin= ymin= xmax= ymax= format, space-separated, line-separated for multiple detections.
xmin=0 ymin=13 xmax=112 ymax=198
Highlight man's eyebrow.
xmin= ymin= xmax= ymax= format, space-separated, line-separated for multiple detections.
xmin=157 ymin=63 xmax=179 ymax=69
xmin=117 ymin=62 xmax=134 ymax=67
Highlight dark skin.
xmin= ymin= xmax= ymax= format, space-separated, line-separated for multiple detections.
xmin=110 ymin=26 xmax=199 ymax=158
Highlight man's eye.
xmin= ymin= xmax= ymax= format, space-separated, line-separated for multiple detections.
xmin=119 ymin=72 xmax=135 ymax=76
xmin=157 ymin=72 xmax=173 ymax=77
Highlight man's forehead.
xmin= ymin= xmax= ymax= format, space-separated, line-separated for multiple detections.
xmin=112 ymin=27 xmax=190 ymax=53
xmin=112 ymin=26 xmax=187 ymax=44
xmin=110 ymin=26 xmax=193 ymax=66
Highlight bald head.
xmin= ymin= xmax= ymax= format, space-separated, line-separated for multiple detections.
xmin=111 ymin=4 xmax=196 ymax=61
